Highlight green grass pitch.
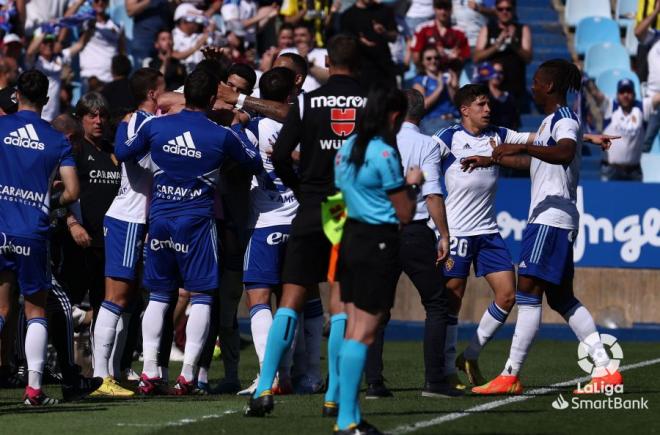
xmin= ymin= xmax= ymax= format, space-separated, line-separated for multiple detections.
xmin=2 ymin=339 xmax=659 ymax=434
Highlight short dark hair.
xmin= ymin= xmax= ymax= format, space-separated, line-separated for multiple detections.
xmin=433 ymin=0 xmax=452 ymax=9
xmin=227 ymin=63 xmax=257 ymax=92
xmin=259 ymin=67 xmax=296 ymax=102
xmin=278 ymin=52 xmax=308 ymax=77
xmin=17 ymin=70 xmax=49 ymax=106
xmin=293 ymin=22 xmax=313 ymax=33
xmin=194 ymin=58 xmax=230 ymax=83
xmin=404 ymin=88 xmax=425 ymax=120
xmin=75 ymin=92 xmax=110 ymax=118
xmin=184 ymin=68 xmax=219 ymax=109
xmin=279 ymin=22 xmax=294 ymax=34
xmin=130 ymin=68 xmax=163 ymax=103
xmin=454 ymin=84 xmax=490 ymax=110
xmin=111 ymin=54 xmax=132 ymax=78
xmin=327 ymin=34 xmax=360 ymax=72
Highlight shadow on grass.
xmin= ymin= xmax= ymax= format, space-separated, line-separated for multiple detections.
xmin=0 ymin=404 xmax=109 ymax=415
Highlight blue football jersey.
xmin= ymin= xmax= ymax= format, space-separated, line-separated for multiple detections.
xmin=0 ymin=110 xmax=75 ymax=240
xmin=115 ymin=109 xmax=261 ymax=219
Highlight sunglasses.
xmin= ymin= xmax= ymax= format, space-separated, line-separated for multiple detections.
xmin=424 ymin=56 xmax=440 ymax=61
xmin=497 ymin=6 xmax=513 ymax=12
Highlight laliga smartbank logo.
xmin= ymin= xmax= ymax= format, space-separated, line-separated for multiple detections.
xmin=551 ymin=333 xmax=649 ymax=411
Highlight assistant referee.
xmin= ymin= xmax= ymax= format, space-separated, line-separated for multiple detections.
xmin=333 ymin=85 xmax=423 ymax=434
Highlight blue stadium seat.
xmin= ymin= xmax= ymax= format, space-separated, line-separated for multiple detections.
xmin=615 ymin=0 xmax=638 ymax=27
xmin=575 ymin=17 xmax=621 ymax=57
xmin=584 ymin=42 xmax=630 ymax=78
xmin=564 ymin=0 xmax=612 ymax=27
xmin=596 ymin=68 xmax=642 ymax=100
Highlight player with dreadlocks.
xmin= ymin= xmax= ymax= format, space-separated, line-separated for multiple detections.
xmin=462 ymin=59 xmax=623 ymax=395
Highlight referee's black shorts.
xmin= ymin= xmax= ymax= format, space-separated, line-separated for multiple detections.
xmin=338 ymin=219 xmax=401 ymax=315
xmin=281 ymin=199 xmax=333 ymax=286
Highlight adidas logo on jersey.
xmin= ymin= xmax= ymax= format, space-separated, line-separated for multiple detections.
xmin=3 ymin=124 xmax=44 ymax=150
xmin=463 ymin=144 xmax=472 ymax=149
xmin=519 ymin=261 xmax=527 ymax=268
xmin=163 ymin=131 xmax=201 ymax=159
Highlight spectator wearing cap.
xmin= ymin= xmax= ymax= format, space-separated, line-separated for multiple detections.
xmin=473 ymin=61 xmax=518 ymax=130
xmin=2 ymin=33 xmax=23 ymax=63
xmin=410 ymin=0 xmax=470 ymax=73
xmin=473 ymin=0 xmax=531 ymax=112
xmin=66 ymin=0 xmax=126 ymax=87
xmin=173 ymin=3 xmax=216 ymax=73
xmin=126 ymin=0 xmax=173 ymax=71
xmin=588 ymin=78 xmax=660 ymax=181
xmin=411 ymin=44 xmax=459 ymax=134
xmin=26 ymin=29 xmax=92 ymax=121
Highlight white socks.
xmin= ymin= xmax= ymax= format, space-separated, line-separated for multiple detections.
xmin=464 ymin=302 xmax=509 ymax=360
xmin=502 ymin=293 xmax=542 ymax=376
xmin=141 ymin=300 xmax=169 ymax=379
xmin=181 ymin=302 xmax=211 ymax=382
xmin=563 ymin=303 xmax=610 ymax=370
xmin=110 ymin=312 xmax=131 ymax=379
xmin=93 ymin=303 xmax=121 ymax=379
xmin=304 ymin=299 xmax=324 ymax=382
xmin=198 ymin=366 xmax=209 ymax=384
xmin=249 ymin=304 xmax=273 ymax=368
xmin=444 ymin=315 xmax=458 ymax=375
xmin=26 ymin=318 xmax=48 ymax=390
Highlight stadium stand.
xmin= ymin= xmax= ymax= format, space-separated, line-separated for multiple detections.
xmin=575 ymin=17 xmax=621 ymax=56
xmin=584 ymin=42 xmax=631 ymax=78
xmin=564 ymin=0 xmax=612 ymax=27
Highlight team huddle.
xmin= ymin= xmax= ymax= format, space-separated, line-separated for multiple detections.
xmin=0 ymin=33 xmax=623 ymax=435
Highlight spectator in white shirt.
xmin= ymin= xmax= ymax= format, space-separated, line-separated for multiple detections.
xmin=25 ymin=29 xmax=92 ymax=121
xmin=452 ymin=0 xmax=494 ymax=48
xmin=172 ymin=3 xmax=215 ymax=73
xmin=590 ymin=79 xmax=660 ymax=180
xmin=279 ymin=22 xmax=329 ymax=92
xmin=67 ymin=0 xmax=125 ymax=87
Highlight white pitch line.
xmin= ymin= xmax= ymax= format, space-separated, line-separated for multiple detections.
xmin=388 ymin=357 xmax=660 ymax=435
xmin=116 ymin=409 xmax=237 ymax=428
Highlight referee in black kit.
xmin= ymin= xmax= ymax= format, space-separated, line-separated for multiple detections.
xmin=245 ymin=34 xmax=368 ymax=417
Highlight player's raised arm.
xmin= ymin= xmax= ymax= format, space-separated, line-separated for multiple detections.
xmin=114 ymin=118 xmax=152 ymax=162
xmin=271 ymin=98 xmax=303 ymax=194
xmin=217 ymin=83 xmax=291 ymax=122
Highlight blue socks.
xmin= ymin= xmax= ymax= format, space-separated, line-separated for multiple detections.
xmin=253 ymin=307 xmax=298 ymax=397
xmin=337 ymin=339 xmax=367 ymax=430
xmin=324 ymin=313 xmax=347 ymax=405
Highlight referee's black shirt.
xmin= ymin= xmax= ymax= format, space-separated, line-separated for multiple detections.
xmin=272 ymin=74 xmax=366 ymax=202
